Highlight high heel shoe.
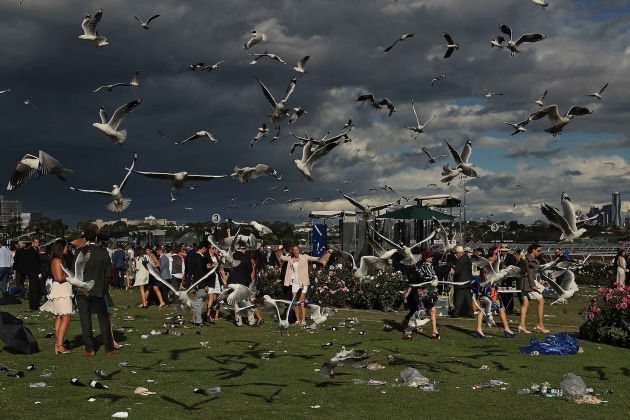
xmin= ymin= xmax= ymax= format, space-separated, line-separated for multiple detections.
xmin=518 ymin=326 xmax=531 ymax=334
xmin=474 ymin=331 xmax=487 ymax=339
xmin=504 ymin=330 xmax=517 ymax=338
xmin=534 ymin=326 xmax=550 ymax=333
xmin=54 ymin=345 xmax=71 ymax=355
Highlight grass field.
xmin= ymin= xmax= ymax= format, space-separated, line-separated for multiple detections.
xmin=0 ymin=287 xmax=627 ymax=420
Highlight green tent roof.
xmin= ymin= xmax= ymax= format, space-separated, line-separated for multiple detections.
xmin=377 ymin=206 xmax=455 ymax=221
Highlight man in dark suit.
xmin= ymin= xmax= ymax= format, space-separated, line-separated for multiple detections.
xmin=14 ymin=238 xmax=42 ymax=309
xmin=450 ymin=245 xmax=474 ymax=318
xmin=74 ymin=229 xmax=116 ymax=356
xmin=189 ymin=240 xmax=211 ymax=326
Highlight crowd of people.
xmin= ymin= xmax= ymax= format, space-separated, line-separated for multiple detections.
xmin=399 ymin=243 xmax=567 ymax=340
xmin=0 ymin=228 xmax=570 ymax=355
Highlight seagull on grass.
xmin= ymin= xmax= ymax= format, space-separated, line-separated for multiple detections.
xmin=540 ymin=192 xmax=587 ymax=242
xmin=306 ymin=303 xmax=338 ymax=332
xmin=79 ymin=8 xmax=108 ymax=47
xmin=134 ymin=14 xmax=160 ymax=29
xmin=498 ymin=24 xmax=545 ymax=57
xmin=263 ymin=289 xmax=305 ymax=332
xmin=92 ymin=99 xmax=142 ymax=145
xmin=528 ymin=104 xmax=592 ymax=136
xmin=407 ymin=100 xmax=439 ymax=137
xmin=69 ymin=153 xmax=136 ymax=215
xmin=7 ymin=150 xmax=73 ymax=191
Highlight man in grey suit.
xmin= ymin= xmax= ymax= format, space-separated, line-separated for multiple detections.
xmin=74 ymin=229 xmax=117 ymax=356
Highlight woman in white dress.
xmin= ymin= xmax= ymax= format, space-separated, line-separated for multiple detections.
xmin=279 ymin=245 xmax=322 ymax=325
xmin=133 ymin=246 xmax=150 ymax=308
xmin=615 ymin=248 xmax=627 ymax=286
xmin=40 ymin=239 xmax=73 ymax=354
xmin=205 ymin=245 xmax=225 ymax=323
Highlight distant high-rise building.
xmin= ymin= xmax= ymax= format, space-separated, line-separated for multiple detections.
xmin=0 ymin=196 xmax=22 ymax=226
xmin=602 ymin=204 xmax=612 ymax=226
xmin=612 ymin=192 xmax=622 ymax=226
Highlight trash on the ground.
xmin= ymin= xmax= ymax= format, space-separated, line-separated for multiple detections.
xmin=89 ymin=380 xmax=108 ymax=390
xmin=352 ymin=379 xmax=366 ymax=384
xmin=479 ymin=365 xmax=490 ymax=370
xmin=88 ymin=398 xmax=96 ymax=402
xmin=400 ymin=367 xmax=429 ymax=387
xmin=366 ymin=362 xmax=385 ymax=370
xmin=311 ymin=405 xmax=321 ymax=409
xmin=423 ymin=383 xmax=436 ymax=392
xmin=29 ymin=382 xmax=48 ymax=387
xmin=517 ymin=388 xmax=531 ymax=394
xmin=519 ymin=333 xmax=579 ymax=355
xmin=471 ymin=380 xmax=507 ymax=390
xmin=27 ymin=364 xmax=36 ymax=371
xmin=134 ymin=387 xmax=156 ymax=396
xmin=70 ymin=378 xmax=86 ymax=387
xmin=118 ymin=362 xmax=130 ymax=367
xmin=111 ymin=412 xmax=129 ymax=418
xmin=366 ymin=380 xmax=387 ymax=385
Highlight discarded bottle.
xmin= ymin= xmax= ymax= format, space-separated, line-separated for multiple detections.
xmin=205 ymin=386 xmax=223 ymax=394
xmin=95 ymin=369 xmax=106 ymax=377
xmin=89 ymin=380 xmax=108 ymax=390
xmin=10 ymin=371 xmax=25 ymax=378
xmin=434 ymin=380 xmax=444 ymax=384
xmin=516 ymin=388 xmax=531 ymax=395
xmin=118 ymin=362 xmax=130 ymax=367
xmin=27 ymin=364 xmax=36 ymax=371
xmin=29 ymin=382 xmax=48 ymax=388
xmin=70 ymin=378 xmax=86 ymax=387
xmin=193 ymin=388 xmax=207 ymax=395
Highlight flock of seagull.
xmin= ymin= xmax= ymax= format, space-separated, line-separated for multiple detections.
xmin=1 ymin=2 xmax=613 ymax=246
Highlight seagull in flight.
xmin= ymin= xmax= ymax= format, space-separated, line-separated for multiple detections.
xmin=249 ymin=51 xmax=286 ymax=64
xmin=306 ymin=304 xmax=338 ymax=332
xmin=338 ymin=190 xmax=396 ymax=220
xmin=371 ymin=227 xmax=436 ymax=265
xmin=533 ymin=89 xmax=548 ymax=107
xmin=483 ymin=86 xmax=503 ymax=97
xmin=92 ymin=70 xmax=140 ymax=93
xmin=231 ymin=164 xmax=279 ymax=183
xmin=288 ymin=107 xmax=307 ymax=124
xmin=421 ymin=147 xmax=446 ymax=165
xmin=431 ymin=74 xmax=447 ymax=86
xmin=187 ymin=62 xmax=205 ymax=70
xmin=200 ymin=61 xmax=226 ymax=72
xmin=61 ymin=251 xmax=95 ymax=291
xmin=407 ymin=100 xmax=439 ymax=137
xmin=0 ymin=88 xmax=10 ymax=94
xmin=440 ymin=163 xmax=462 ymax=185
xmin=445 ymin=139 xmax=479 ymax=178
xmin=79 ymin=8 xmax=108 ymax=47
xmin=540 ymin=192 xmax=587 ymax=242
xmin=292 ymin=128 xmax=353 ymax=182
xmin=473 ymin=256 xmax=521 ymax=287
xmin=130 ymin=168 xmax=227 ymax=196
xmin=175 ymin=131 xmax=219 ymax=145
xmin=383 ymin=33 xmax=414 ymax=52
xmin=293 ymin=55 xmax=311 ymax=75
xmin=23 ymin=99 xmax=36 ymax=110
xmin=92 ymin=99 xmax=143 ymax=145
xmin=500 ymin=118 xmax=529 ymax=135
xmin=587 ymin=83 xmax=608 ymax=100
xmin=263 ymin=289 xmax=304 ymax=332
xmin=134 ymin=14 xmax=160 ymax=29
xmin=7 ymin=150 xmax=73 ymax=191
xmin=443 ymin=32 xmax=459 ymax=58
xmin=355 ymin=93 xmax=395 ymax=115
xmin=490 ymin=36 xmax=505 ymax=49
xmin=498 ymin=24 xmax=546 ymax=57
xmin=144 ymin=259 xmax=216 ymax=308
xmin=528 ymin=104 xmax=593 ymax=137
xmin=251 ymin=123 xmax=269 ymax=147
xmin=255 ymin=75 xmax=297 ymax=130
xmin=531 ymin=0 xmax=549 ymax=9
xmin=70 ymin=153 xmax=137 ymax=215
xmin=513 ymin=182 xmax=523 ymax=189
xmin=243 ymin=30 xmax=267 ymax=50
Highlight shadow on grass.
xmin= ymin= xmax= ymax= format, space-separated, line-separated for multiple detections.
xmin=298 ymin=377 xmax=346 ymax=387
xmin=242 ymin=388 xmax=282 ymax=403
xmin=89 ymin=393 xmax=126 ymax=403
xmin=583 ymin=366 xmax=607 ymax=380
xmin=160 ymin=395 xmax=217 ymax=411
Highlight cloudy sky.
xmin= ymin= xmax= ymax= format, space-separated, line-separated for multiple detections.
xmin=1 ymin=0 xmax=629 ymax=230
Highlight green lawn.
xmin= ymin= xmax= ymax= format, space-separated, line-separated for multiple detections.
xmin=0 ymin=287 xmax=626 ymax=420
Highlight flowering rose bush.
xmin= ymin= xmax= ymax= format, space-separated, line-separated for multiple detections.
xmin=350 ymin=268 xmax=407 ymax=311
xmin=574 ymin=261 xmax=615 ymax=287
xmin=307 ymin=265 xmax=353 ymax=307
xmin=579 ymin=283 xmax=630 ymax=348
